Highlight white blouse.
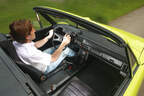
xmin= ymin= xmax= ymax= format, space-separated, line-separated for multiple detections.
xmin=13 ymin=41 xmax=51 ymax=73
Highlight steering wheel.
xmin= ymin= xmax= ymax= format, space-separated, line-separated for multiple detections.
xmin=52 ymin=26 xmax=66 ymax=48
xmin=51 ymin=24 xmax=78 ymax=49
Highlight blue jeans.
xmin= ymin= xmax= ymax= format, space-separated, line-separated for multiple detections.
xmin=43 ymin=46 xmax=75 ymax=74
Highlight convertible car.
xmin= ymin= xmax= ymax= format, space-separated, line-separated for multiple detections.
xmin=0 ymin=6 xmax=144 ymax=96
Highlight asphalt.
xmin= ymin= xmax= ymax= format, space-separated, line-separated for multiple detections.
xmin=109 ymin=6 xmax=144 ymax=96
xmin=109 ymin=6 xmax=144 ymax=38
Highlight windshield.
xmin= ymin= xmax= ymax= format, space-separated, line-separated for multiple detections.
xmin=49 ymin=15 xmax=76 ymax=26
xmin=33 ymin=12 xmax=52 ymax=30
xmin=34 ymin=12 xmax=89 ymax=31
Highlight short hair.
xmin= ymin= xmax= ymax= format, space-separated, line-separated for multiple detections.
xmin=9 ymin=19 xmax=33 ymax=43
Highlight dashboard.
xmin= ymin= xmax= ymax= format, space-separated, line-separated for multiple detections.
xmin=52 ymin=24 xmax=128 ymax=73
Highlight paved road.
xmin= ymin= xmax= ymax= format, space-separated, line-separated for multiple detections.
xmin=109 ymin=6 xmax=144 ymax=96
xmin=109 ymin=6 xmax=144 ymax=38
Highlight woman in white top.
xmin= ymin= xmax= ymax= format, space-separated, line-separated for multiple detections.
xmin=9 ymin=19 xmax=75 ymax=74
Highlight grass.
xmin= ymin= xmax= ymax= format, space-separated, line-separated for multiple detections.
xmin=0 ymin=0 xmax=144 ymax=34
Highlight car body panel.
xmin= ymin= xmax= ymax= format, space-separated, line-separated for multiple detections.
xmin=138 ymin=78 xmax=144 ymax=96
xmin=0 ymin=48 xmax=30 ymax=96
xmin=123 ymin=65 xmax=144 ymax=96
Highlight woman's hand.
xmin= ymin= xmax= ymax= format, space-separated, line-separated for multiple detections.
xmin=61 ymin=34 xmax=71 ymax=46
xmin=34 ymin=29 xmax=54 ymax=48
xmin=51 ymin=34 xmax=71 ymax=62
xmin=46 ymin=29 xmax=54 ymax=39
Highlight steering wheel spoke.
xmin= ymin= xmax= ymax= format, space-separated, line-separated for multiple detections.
xmin=53 ymin=33 xmax=63 ymax=42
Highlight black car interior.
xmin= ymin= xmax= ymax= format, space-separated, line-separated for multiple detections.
xmin=0 ymin=24 xmax=130 ymax=96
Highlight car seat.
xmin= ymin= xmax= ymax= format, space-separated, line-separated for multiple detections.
xmin=0 ymin=39 xmax=46 ymax=82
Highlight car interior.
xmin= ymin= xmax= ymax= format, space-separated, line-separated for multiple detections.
xmin=0 ymin=13 xmax=131 ymax=96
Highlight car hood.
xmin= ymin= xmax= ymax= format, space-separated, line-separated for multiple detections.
xmin=34 ymin=6 xmax=144 ymax=65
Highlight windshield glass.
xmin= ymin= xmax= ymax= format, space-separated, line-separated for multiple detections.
xmin=33 ymin=12 xmax=52 ymax=29
xmin=49 ymin=15 xmax=76 ymax=26
xmin=36 ymin=12 xmax=89 ymax=30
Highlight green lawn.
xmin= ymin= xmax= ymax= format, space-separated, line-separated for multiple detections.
xmin=0 ymin=0 xmax=144 ymax=33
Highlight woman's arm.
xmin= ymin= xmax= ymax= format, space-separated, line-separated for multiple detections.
xmin=51 ymin=34 xmax=71 ymax=62
xmin=34 ymin=29 xmax=53 ymax=48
